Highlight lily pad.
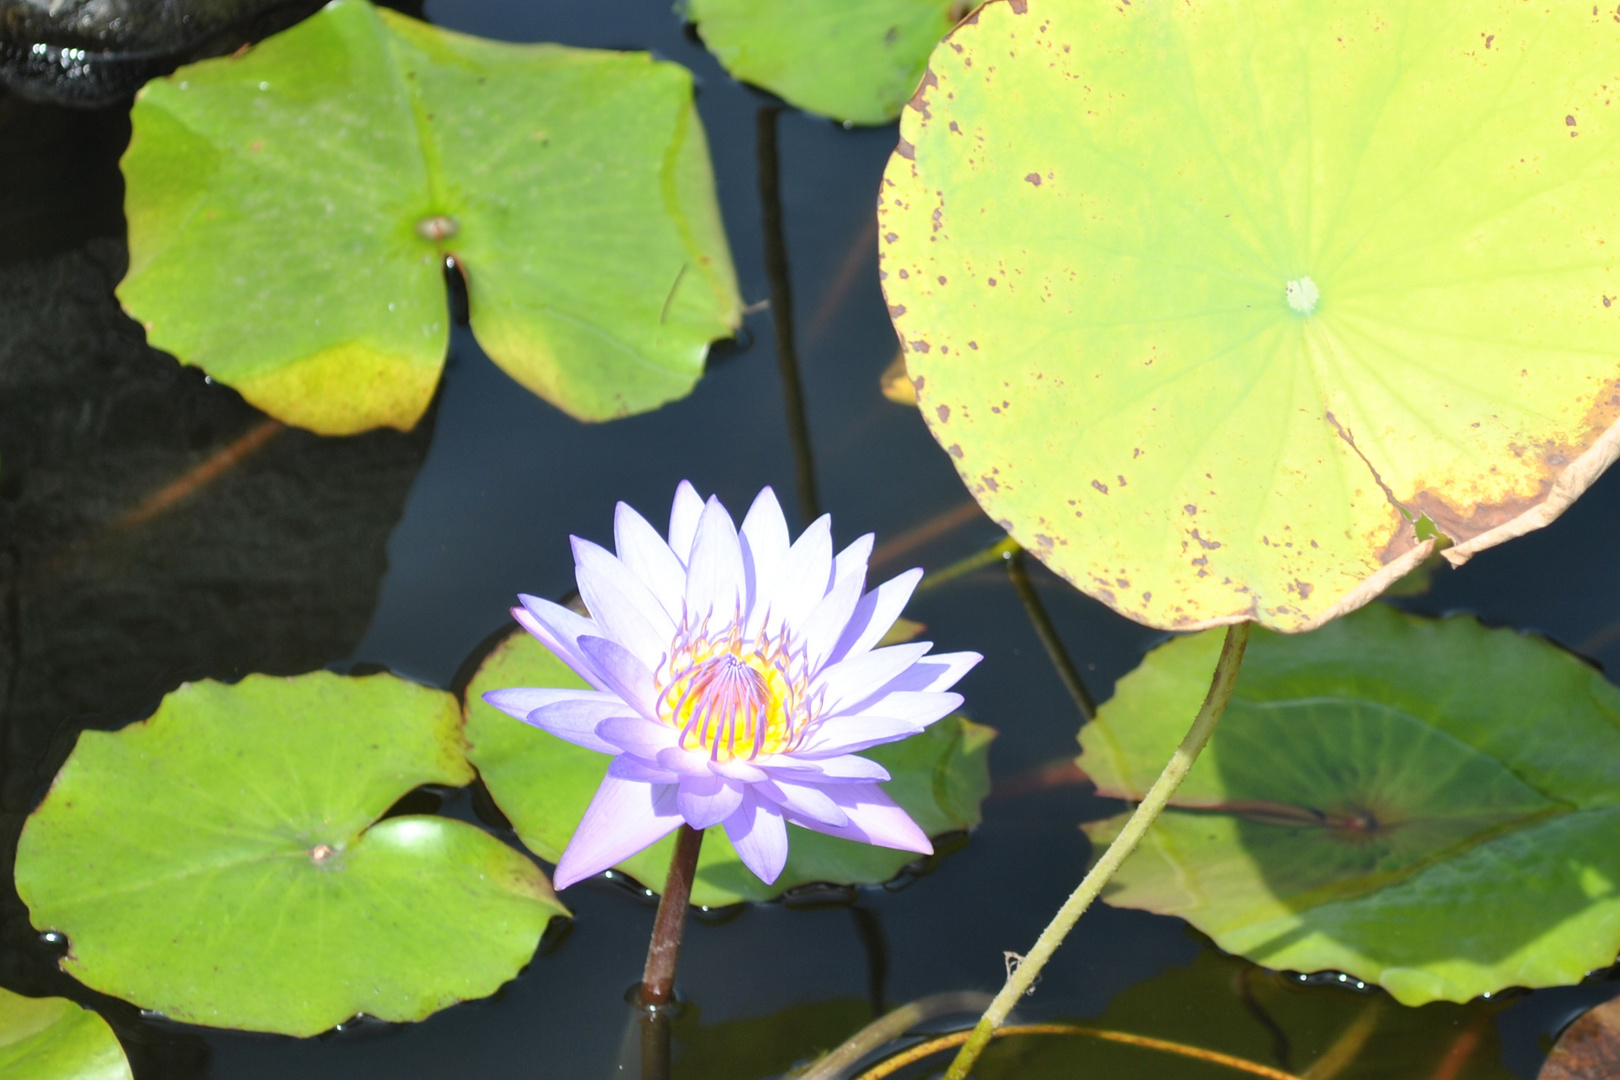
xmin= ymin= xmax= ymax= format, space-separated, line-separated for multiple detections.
xmin=685 ymin=0 xmax=962 ymax=125
xmin=881 ymin=0 xmax=1620 ymax=632
xmin=118 ymin=0 xmax=741 ymax=434
xmin=0 ymin=987 xmax=131 ymax=1080
xmin=463 ymin=627 xmax=994 ymax=907
xmin=14 ymin=672 xmax=566 ymax=1036
xmin=1080 ymin=604 xmax=1620 ymax=1005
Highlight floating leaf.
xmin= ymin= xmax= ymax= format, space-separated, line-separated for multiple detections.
xmin=15 ymin=672 xmax=565 ymax=1036
xmin=464 ymin=628 xmax=994 ymax=907
xmin=686 ymin=0 xmax=960 ymax=125
xmin=881 ymin=0 xmax=1620 ymax=632
xmin=0 ymin=987 xmax=132 ymax=1080
xmin=119 ymin=0 xmax=741 ymax=434
xmin=1080 ymin=605 xmax=1620 ymax=1005
xmin=972 ymin=949 xmax=1513 ymax=1080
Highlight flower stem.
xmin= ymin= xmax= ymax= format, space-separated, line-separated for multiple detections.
xmin=942 ymin=621 xmax=1253 ymax=1080
xmin=641 ymin=823 xmax=704 ymax=1006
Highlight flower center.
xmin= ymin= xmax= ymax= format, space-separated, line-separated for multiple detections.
xmin=656 ymin=622 xmax=808 ymax=761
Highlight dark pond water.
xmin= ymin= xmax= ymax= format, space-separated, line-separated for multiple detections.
xmin=4 ymin=1 xmax=1620 ymax=1077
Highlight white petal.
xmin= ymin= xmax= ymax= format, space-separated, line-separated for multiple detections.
xmin=554 ymin=778 xmax=683 ymax=889
xmin=685 ymin=497 xmax=745 ymax=624
xmin=576 ymin=636 xmax=660 ymax=719
xmin=767 ymin=515 xmax=833 ymax=633
xmin=513 ymin=598 xmax=611 ymax=693
xmin=656 ymin=745 xmax=718 ymax=777
xmin=668 ymin=481 xmax=705 ymax=564
xmin=740 ymin=487 xmax=790 ymax=628
xmin=826 ymin=568 xmax=924 ymax=666
xmin=723 ymin=789 xmax=789 ymax=885
xmin=677 ymin=775 xmax=745 ymax=829
xmin=614 ymin=501 xmax=689 ymax=621
xmin=574 ymin=548 xmax=675 ymax=672
xmin=765 ymin=753 xmax=891 ymax=783
xmin=859 ymin=651 xmax=982 ymax=696
xmin=597 ymin=716 xmax=678 ymax=757
xmin=797 ymin=692 xmax=963 ymax=754
xmin=783 ymin=783 xmax=932 ymax=854
xmin=813 ymin=642 xmax=936 ymax=715
xmin=609 ymin=755 xmax=681 ymax=783
xmin=481 ymin=688 xmax=635 ymax=755
xmin=756 ymin=778 xmax=849 ymax=827
xmin=799 ymin=535 xmax=874 ymax=673
xmin=708 ymin=757 xmax=768 ymax=783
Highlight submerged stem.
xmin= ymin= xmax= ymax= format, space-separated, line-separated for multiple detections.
xmin=943 ymin=622 xmax=1253 ymax=1080
xmin=1004 ymin=547 xmax=1097 ymax=722
xmin=756 ymin=105 xmax=820 ymax=525
xmin=641 ymin=823 xmax=704 ymax=1006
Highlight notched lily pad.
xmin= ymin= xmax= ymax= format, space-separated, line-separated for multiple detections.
xmin=882 ymin=0 xmax=1620 ymax=632
xmin=685 ymin=0 xmax=964 ymax=125
xmin=15 ymin=671 xmax=566 ymax=1037
xmin=0 ymin=987 xmax=132 ymax=1080
xmin=463 ymin=627 xmax=994 ymax=907
xmin=119 ymin=0 xmax=741 ymax=434
xmin=1081 ymin=605 xmax=1620 ymax=1005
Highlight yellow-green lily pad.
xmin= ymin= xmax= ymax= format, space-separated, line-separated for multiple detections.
xmin=14 ymin=672 xmax=566 ymax=1036
xmin=463 ymin=627 xmax=994 ymax=907
xmin=0 ymin=988 xmax=131 ymax=1080
xmin=686 ymin=0 xmax=963 ymax=125
xmin=881 ymin=0 xmax=1620 ymax=632
xmin=1081 ymin=604 xmax=1620 ymax=1005
xmin=119 ymin=0 xmax=741 ymax=434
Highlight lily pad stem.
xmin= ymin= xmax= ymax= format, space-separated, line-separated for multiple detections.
xmin=943 ymin=621 xmax=1252 ymax=1080
xmin=1004 ymin=546 xmax=1097 ymax=721
xmin=641 ymin=823 xmax=705 ymax=1006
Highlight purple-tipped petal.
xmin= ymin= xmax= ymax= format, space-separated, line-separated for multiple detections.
xmin=609 ymin=755 xmax=682 ymax=783
xmin=797 ymin=692 xmax=963 ymax=754
xmin=740 ymin=487 xmax=790 ymax=625
xmin=576 ymin=635 xmax=661 ymax=719
xmin=764 ymin=753 xmax=891 ymax=783
xmin=813 ymin=642 xmax=936 ymax=715
xmin=554 ymin=778 xmax=683 ymax=889
xmin=668 ymin=481 xmax=705 ymax=564
xmin=685 ymin=497 xmax=745 ymax=622
xmin=708 ymin=757 xmax=768 ymax=783
xmin=784 ymin=783 xmax=932 ymax=854
xmin=614 ymin=501 xmax=688 ymax=620
xmin=757 ymin=778 xmax=849 ymax=827
xmin=827 ymin=568 xmax=924 ymax=666
xmin=655 ymin=745 xmax=718 ymax=777
xmin=676 ymin=774 xmax=745 ymax=829
xmin=574 ymin=556 xmax=673 ymax=672
xmin=597 ymin=716 xmax=678 ymax=757
xmin=482 ymin=688 xmax=636 ymax=754
xmin=768 ymin=515 xmax=833 ymax=632
xmin=723 ymin=790 xmax=789 ymax=885
xmin=513 ymin=597 xmax=610 ymax=691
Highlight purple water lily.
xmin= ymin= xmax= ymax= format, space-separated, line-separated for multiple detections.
xmin=484 ymin=482 xmax=981 ymax=889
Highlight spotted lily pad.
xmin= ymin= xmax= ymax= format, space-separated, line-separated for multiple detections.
xmin=119 ymin=0 xmax=741 ymax=434
xmin=685 ymin=0 xmax=962 ymax=125
xmin=464 ymin=627 xmax=994 ymax=907
xmin=1081 ymin=604 xmax=1620 ymax=1005
xmin=881 ymin=0 xmax=1620 ymax=632
xmin=0 ymin=987 xmax=131 ymax=1080
xmin=14 ymin=672 xmax=566 ymax=1036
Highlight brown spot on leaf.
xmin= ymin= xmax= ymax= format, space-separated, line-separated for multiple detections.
xmin=948 ymin=443 xmax=964 ymax=459
xmin=936 ymin=404 xmax=951 ymax=422
xmin=896 ymin=138 xmax=916 ymax=160
xmin=1189 ymin=529 xmax=1221 ymax=550
xmin=1025 ymin=173 xmax=1042 ymax=186
xmin=1295 ymin=580 xmax=1314 ymax=599
xmin=908 ymin=67 xmax=939 ymax=119
xmin=1009 ymin=0 xmax=1028 ymax=11
xmin=1092 ymin=479 xmax=1109 ymax=494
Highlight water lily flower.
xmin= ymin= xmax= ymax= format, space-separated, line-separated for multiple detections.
xmin=484 ymin=482 xmax=981 ymax=889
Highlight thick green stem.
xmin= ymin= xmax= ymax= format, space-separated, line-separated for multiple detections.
xmin=943 ymin=621 xmax=1253 ymax=1080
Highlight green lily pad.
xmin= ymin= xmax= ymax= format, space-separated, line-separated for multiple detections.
xmin=119 ymin=0 xmax=741 ymax=434
xmin=15 ymin=672 xmax=566 ymax=1036
xmin=881 ymin=0 xmax=1620 ymax=632
xmin=685 ymin=0 xmax=962 ymax=125
xmin=973 ymin=949 xmax=1514 ymax=1080
xmin=0 ymin=988 xmax=132 ymax=1080
xmin=1080 ymin=604 xmax=1620 ymax=1005
xmin=464 ymin=627 xmax=995 ymax=907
